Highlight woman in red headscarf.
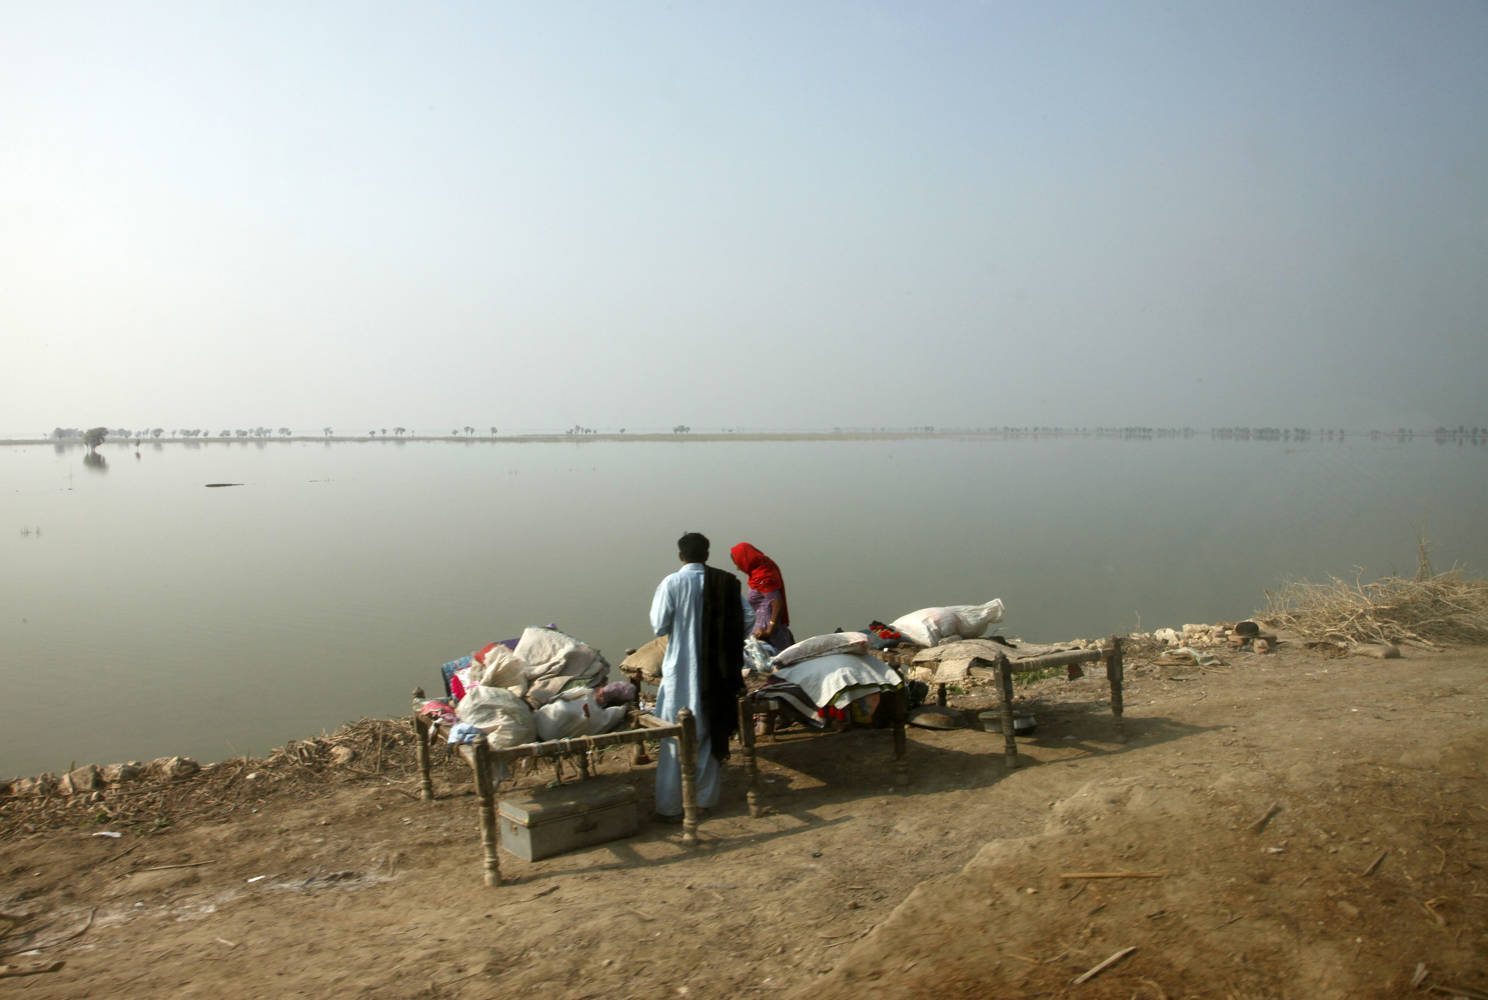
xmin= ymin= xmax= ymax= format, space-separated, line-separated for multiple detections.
xmin=730 ymin=543 xmax=795 ymax=651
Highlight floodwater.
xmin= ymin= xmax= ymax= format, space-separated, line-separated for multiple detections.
xmin=2 ymin=434 xmax=1483 ymax=777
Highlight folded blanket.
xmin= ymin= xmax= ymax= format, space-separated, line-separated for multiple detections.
xmin=768 ymin=652 xmax=903 ymax=713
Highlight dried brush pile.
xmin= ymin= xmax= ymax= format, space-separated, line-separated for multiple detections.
xmin=1260 ymin=569 xmax=1488 ymax=647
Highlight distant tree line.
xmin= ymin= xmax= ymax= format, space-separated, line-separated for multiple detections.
xmin=43 ymin=423 xmax=1484 ymax=445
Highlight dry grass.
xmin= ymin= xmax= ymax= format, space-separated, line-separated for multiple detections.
xmin=1260 ymin=568 xmax=1488 ymax=647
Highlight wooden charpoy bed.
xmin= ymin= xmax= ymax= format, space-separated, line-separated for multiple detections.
xmin=878 ymin=634 xmax=1127 ymax=768
xmin=733 ymin=683 xmax=912 ymax=818
xmin=409 ymin=687 xmax=702 ymax=886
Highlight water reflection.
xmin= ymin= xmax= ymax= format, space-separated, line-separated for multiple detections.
xmin=82 ymin=451 xmax=108 ymax=472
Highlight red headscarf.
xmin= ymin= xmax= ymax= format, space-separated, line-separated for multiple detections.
xmin=730 ymin=543 xmax=790 ymax=626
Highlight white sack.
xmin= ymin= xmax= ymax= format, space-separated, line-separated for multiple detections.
xmin=534 ymin=689 xmax=629 ymax=741
xmin=455 ymin=685 xmax=537 ymax=749
xmin=890 ymin=599 xmax=1005 ymax=647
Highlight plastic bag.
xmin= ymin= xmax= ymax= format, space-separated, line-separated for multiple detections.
xmin=744 ymin=637 xmax=775 ymax=675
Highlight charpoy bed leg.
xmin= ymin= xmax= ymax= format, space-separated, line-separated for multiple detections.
xmin=892 ymin=686 xmax=909 ymax=790
xmin=677 ymin=708 xmax=699 ymax=845
xmin=624 ymin=671 xmax=652 ymax=765
xmin=471 ymin=736 xmax=502 ymax=887
xmin=997 ymin=654 xmax=1019 ymax=769
xmin=1105 ymin=635 xmax=1126 ymax=741
xmin=411 ymin=688 xmax=434 ymax=802
xmin=738 ymin=698 xmax=760 ymax=818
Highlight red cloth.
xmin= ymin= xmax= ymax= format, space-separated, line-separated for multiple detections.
xmin=730 ymin=543 xmax=790 ymax=627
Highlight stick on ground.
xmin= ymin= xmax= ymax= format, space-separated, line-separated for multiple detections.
xmin=1360 ymin=849 xmax=1388 ymax=877
xmin=1250 ymin=802 xmax=1282 ymax=834
xmin=1060 ymin=871 xmax=1166 ymax=880
xmin=1072 ymin=946 xmax=1137 ymax=985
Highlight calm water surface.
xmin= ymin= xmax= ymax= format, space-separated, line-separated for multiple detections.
xmin=3 ymin=436 xmax=1483 ymax=776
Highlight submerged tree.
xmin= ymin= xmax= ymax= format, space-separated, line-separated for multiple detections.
xmin=83 ymin=427 xmax=108 ymax=452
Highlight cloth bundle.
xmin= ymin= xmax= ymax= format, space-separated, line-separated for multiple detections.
xmin=754 ymin=649 xmax=904 ymax=728
xmin=440 ymin=626 xmax=629 ymax=749
xmin=513 ymin=627 xmax=610 ymax=706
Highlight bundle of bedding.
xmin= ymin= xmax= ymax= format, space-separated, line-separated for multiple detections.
xmin=750 ymin=633 xmax=904 ymax=729
xmin=424 ymin=626 xmax=632 ymax=749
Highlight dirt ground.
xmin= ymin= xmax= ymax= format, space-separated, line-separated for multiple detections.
xmin=3 ymin=639 xmax=1485 ymax=999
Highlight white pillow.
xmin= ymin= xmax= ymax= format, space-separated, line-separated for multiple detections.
xmin=772 ymin=631 xmax=871 ymax=668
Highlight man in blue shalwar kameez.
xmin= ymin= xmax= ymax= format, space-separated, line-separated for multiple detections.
xmin=649 ymin=532 xmax=746 ymax=821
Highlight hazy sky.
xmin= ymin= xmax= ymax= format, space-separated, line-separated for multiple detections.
xmin=3 ymin=1 xmax=1484 ymax=435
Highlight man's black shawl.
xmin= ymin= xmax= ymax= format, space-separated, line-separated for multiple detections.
xmin=698 ymin=565 xmax=746 ymax=761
